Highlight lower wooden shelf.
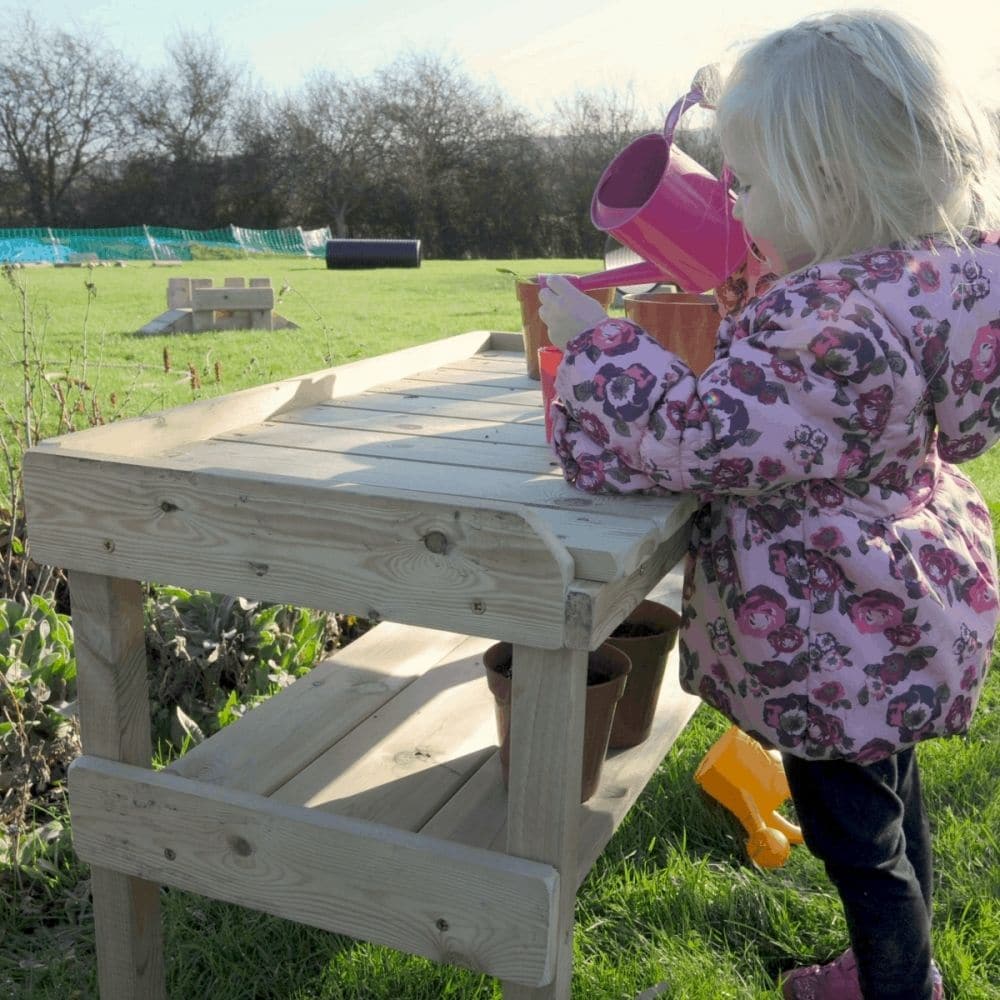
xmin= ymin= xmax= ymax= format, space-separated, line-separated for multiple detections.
xmin=67 ymin=617 xmax=699 ymax=987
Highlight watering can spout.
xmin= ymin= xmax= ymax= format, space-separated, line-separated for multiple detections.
xmin=547 ymin=260 xmax=669 ymax=293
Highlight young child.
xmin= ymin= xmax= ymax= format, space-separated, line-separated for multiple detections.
xmin=539 ymin=11 xmax=1000 ymax=1000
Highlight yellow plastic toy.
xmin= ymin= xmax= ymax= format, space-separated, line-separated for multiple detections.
xmin=694 ymin=725 xmax=805 ymax=867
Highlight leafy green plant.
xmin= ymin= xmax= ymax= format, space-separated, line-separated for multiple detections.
xmin=143 ymin=586 xmax=364 ymax=750
xmin=0 ymin=593 xmax=79 ymax=869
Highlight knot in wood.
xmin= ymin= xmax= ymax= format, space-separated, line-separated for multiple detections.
xmin=423 ymin=530 xmax=449 ymax=555
xmin=435 ymin=918 xmax=449 ymax=932
xmin=227 ymin=834 xmax=253 ymax=857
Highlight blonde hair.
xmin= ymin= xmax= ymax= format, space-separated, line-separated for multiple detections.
xmin=716 ymin=9 xmax=1000 ymax=263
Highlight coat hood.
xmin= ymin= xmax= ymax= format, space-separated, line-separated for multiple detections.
xmin=828 ymin=232 xmax=1000 ymax=465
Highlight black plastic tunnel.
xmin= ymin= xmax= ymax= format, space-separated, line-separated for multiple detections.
xmin=325 ymin=238 xmax=422 ymax=269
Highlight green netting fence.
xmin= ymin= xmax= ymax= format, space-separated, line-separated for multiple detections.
xmin=0 ymin=225 xmax=333 ymax=263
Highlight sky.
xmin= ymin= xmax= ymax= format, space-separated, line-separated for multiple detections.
xmin=23 ymin=0 xmax=1000 ymax=119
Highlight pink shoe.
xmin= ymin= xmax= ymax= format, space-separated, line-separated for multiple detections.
xmin=781 ymin=948 xmax=862 ymax=1000
xmin=780 ymin=948 xmax=944 ymax=999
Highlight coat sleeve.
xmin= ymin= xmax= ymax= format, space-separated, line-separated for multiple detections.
xmin=551 ymin=277 xmax=923 ymax=498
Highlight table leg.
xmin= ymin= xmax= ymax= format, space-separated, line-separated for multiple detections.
xmin=502 ymin=645 xmax=587 ymax=999
xmin=71 ymin=572 xmax=166 ymax=999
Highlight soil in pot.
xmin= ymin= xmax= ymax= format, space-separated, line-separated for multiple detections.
xmin=483 ymin=641 xmax=630 ymax=802
xmin=606 ymin=600 xmax=681 ymax=749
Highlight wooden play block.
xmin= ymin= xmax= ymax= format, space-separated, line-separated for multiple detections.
xmin=139 ymin=276 xmax=298 ymax=335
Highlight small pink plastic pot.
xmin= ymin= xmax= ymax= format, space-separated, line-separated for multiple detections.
xmin=538 ymin=346 xmax=563 ymax=442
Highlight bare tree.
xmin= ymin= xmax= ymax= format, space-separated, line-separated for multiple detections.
xmin=0 ymin=14 xmax=138 ymax=224
xmin=370 ymin=51 xmax=537 ymax=255
xmin=274 ymin=71 xmax=382 ymax=236
xmin=132 ymin=29 xmax=246 ymax=162
xmin=124 ymin=30 xmax=249 ymax=226
xmin=544 ymin=85 xmax=654 ymax=255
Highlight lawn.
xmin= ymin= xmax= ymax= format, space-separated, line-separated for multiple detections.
xmin=1 ymin=258 xmax=998 ymax=999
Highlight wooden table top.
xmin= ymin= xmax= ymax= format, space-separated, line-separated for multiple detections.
xmin=24 ymin=331 xmax=695 ymax=648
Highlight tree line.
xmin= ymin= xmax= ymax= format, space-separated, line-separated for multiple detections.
xmin=0 ymin=15 xmax=732 ymax=259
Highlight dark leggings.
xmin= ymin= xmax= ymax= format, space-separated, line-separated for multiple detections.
xmin=782 ymin=748 xmax=935 ymax=1000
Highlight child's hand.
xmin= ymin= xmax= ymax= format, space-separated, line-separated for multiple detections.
xmin=538 ymin=274 xmax=609 ymax=349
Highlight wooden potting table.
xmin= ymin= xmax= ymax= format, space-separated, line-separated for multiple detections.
xmin=24 ymin=330 xmax=699 ymax=999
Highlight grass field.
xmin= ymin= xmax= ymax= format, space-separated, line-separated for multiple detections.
xmin=0 ymin=257 xmax=599 ymax=425
xmin=1 ymin=258 xmax=998 ymax=999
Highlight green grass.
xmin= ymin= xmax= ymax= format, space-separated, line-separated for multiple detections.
xmin=2 ymin=260 xmax=998 ymax=999
xmin=0 ymin=257 xmax=600 ymax=425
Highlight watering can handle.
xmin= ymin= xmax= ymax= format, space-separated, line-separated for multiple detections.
xmin=663 ymin=85 xmax=705 ymax=145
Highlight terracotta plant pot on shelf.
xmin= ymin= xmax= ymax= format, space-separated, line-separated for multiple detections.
xmin=483 ymin=640 xmax=630 ymax=802
xmin=516 ymin=278 xmax=615 ymax=379
xmin=623 ymin=291 xmax=719 ymax=375
xmin=606 ymin=600 xmax=681 ymax=749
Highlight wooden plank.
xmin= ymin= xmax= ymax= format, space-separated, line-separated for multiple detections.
xmin=69 ymin=757 xmax=560 ymax=988
xmin=69 ymin=573 xmax=166 ymax=999
xmin=218 ymin=420 xmax=558 ymax=476
xmin=191 ymin=309 xmax=214 ymax=332
xmin=419 ymin=657 xmax=701 ymax=890
xmin=21 ymin=331 xmax=497 ymax=459
xmin=407 ymin=368 xmax=533 ymax=390
xmin=274 ymin=402 xmax=550 ymax=448
xmin=440 ymin=356 xmax=528 ymax=375
xmin=70 ymin=573 xmax=152 ymax=774
xmin=420 ymin=753 xmax=508 ymax=849
xmin=489 ymin=332 xmax=525 ymax=352
xmin=87 ymin=869 xmax=166 ymax=1000
xmin=272 ymin=635 xmax=497 ymax=829
xmin=503 ymin=644 xmax=587 ymax=998
xmin=192 ymin=287 xmax=275 ymax=310
xmin=318 ymin=391 xmax=544 ymax=426
xmin=25 ymin=452 xmax=575 ymax=647
xmin=167 ymin=277 xmax=192 ymax=309
xmin=564 ymin=522 xmax=695 ymax=650
xmin=321 ymin=332 xmax=496 ymax=398
xmin=224 ymin=277 xmax=246 ymax=287
xmin=169 ymin=436 xmax=680 ymax=580
xmin=138 ymin=308 xmax=192 ymax=336
xmin=169 ymin=622 xmax=470 ymax=795
xmin=26 ymin=434 xmax=665 ymax=585
xmin=159 ymin=438 xmax=683 ymax=527
xmin=250 ymin=308 xmax=273 ymax=331
xmin=31 ymin=430 xmax=674 ymax=581
xmin=378 ymin=377 xmax=542 ymax=407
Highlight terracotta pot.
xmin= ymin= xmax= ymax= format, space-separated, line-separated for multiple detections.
xmin=483 ymin=641 xmax=631 ymax=802
xmin=516 ymin=278 xmax=615 ymax=379
xmin=623 ymin=291 xmax=719 ymax=375
xmin=606 ymin=600 xmax=681 ymax=749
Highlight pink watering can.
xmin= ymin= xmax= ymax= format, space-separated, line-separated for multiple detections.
xmin=547 ymin=72 xmax=749 ymax=294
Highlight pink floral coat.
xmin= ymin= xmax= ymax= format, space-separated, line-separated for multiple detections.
xmin=551 ymin=232 xmax=1000 ymax=762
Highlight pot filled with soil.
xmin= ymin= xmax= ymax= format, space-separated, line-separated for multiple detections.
xmin=483 ymin=640 xmax=630 ymax=802
xmin=606 ymin=599 xmax=681 ymax=749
